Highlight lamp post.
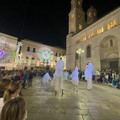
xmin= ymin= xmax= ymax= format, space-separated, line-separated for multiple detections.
xmin=76 ymin=49 xmax=84 ymax=70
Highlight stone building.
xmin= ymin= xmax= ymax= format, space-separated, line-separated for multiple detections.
xmin=0 ymin=33 xmax=66 ymax=70
xmin=66 ymin=0 xmax=120 ymax=72
xmin=20 ymin=39 xmax=66 ymax=70
xmin=0 ymin=33 xmax=17 ymax=70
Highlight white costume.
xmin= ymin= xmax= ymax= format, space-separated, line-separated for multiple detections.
xmin=42 ymin=73 xmax=51 ymax=84
xmin=85 ymin=62 xmax=94 ymax=89
xmin=63 ymin=71 xmax=69 ymax=80
xmin=54 ymin=58 xmax=64 ymax=91
xmin=71 ymin=66 xmax=79 ymax=86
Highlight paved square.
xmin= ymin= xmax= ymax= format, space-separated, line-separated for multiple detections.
xmin=23 ymin=77 xmax=120 ymax=120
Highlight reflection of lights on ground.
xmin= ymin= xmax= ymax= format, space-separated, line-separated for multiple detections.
xmin=0 ymin=49 xmax=5 ymax=58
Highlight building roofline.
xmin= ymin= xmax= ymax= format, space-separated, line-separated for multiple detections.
xmin=23 ymin=39 xmax=65 ymax=50
xmin=72 ymin=7 xmax=120 ymax=38
xmin=0 ymin=32 xmax=17 ymax=40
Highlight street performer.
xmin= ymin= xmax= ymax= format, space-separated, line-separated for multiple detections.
xmin=54 ymin=57 xmax=64 ymax=96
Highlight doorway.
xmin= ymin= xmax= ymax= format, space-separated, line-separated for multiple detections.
xmin=110 ymin=61 xmax=118 ymax=72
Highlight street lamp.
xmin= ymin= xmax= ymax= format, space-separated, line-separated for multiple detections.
xmin=76 ymin=49 xmax=84 ymax=70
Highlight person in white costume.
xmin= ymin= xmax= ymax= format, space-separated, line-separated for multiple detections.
xmin=54 ymin=57 xmax=64 ymax=96
xmin=42 ymin=72 xmax=52 ymax=84
xmin=71 ymin=65 xmax=79 ymax=92
xmin=85 ymin=61 xmax=94 ymax=90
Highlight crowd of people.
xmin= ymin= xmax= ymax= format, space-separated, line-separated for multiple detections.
xmin=64 ymin=69 xmax=120 ymax=89
xmin=0 ymin=68 xmax=35 ymax=120
xmin=0 ymin=58 xmax=120 ymax=120
xmin=93 ymin=69 xmax=120 ymax=88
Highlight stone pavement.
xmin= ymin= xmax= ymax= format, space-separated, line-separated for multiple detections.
xmin=23 ymin=77 xmax=120 ymax=120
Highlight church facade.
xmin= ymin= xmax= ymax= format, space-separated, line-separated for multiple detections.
xmin=66 ymin=0 xmax=120 ymax=73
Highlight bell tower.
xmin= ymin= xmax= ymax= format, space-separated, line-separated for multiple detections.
xmin=86 ymin=6 xmax=97 ymax=25
xmin=69 ymin=0 xmax=85 ymax=34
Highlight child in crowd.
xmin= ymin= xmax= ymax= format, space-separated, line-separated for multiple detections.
xmin=0 ymin=97 xmax=27 ymax=120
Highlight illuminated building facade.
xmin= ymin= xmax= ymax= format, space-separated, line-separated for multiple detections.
xmin=0 ymin=33 xmax=17 ymax=70
xmin=66 ymin=0 xmax=120 ymax=72
xmin=20 ymin=39 xmax=66 ymax=70
xmin=0 ymin=34 xmax=66 ymax=70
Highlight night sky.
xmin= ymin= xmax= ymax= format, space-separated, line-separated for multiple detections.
xmin=0 ymin=0 xmax=120 ymax=48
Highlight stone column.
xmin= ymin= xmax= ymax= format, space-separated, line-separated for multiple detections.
xmin=118 ymin=40 xmax=120 ymax=73
xmin=92 ymin=45 xmax=101 ymax=71
xmin=66 ymin=33 xmax=75 ymax=70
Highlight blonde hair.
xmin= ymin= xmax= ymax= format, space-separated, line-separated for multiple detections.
xmin=0 ymin=97 xmax=26 ymax=120
xmin=3 ymin=81 xmax=21 ymax=103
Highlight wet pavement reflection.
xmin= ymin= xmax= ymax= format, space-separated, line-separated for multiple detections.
xmin=23 ymin=77 xmax=120 ymax=120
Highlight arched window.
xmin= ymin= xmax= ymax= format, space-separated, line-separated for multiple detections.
xmin=75 ymin=53 xmax=78 ymax=60
xmin=110 ymin=39 xmax=113 ymax=46
xmin=86 ymin=45 xmax=91 ymax=58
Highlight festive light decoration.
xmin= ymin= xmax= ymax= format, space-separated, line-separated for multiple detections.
xmin=28 ymin=52 xmax=33 ymax=56
xmin=0 ymin=36 xmax=16 ymax=63
xmin=38 ymin=47 xmax=53 ymax=63
xmin=0 ymin=49 xmax=5 ymax=58
xmin=0 ymin=46 xmax=15 ymax=63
